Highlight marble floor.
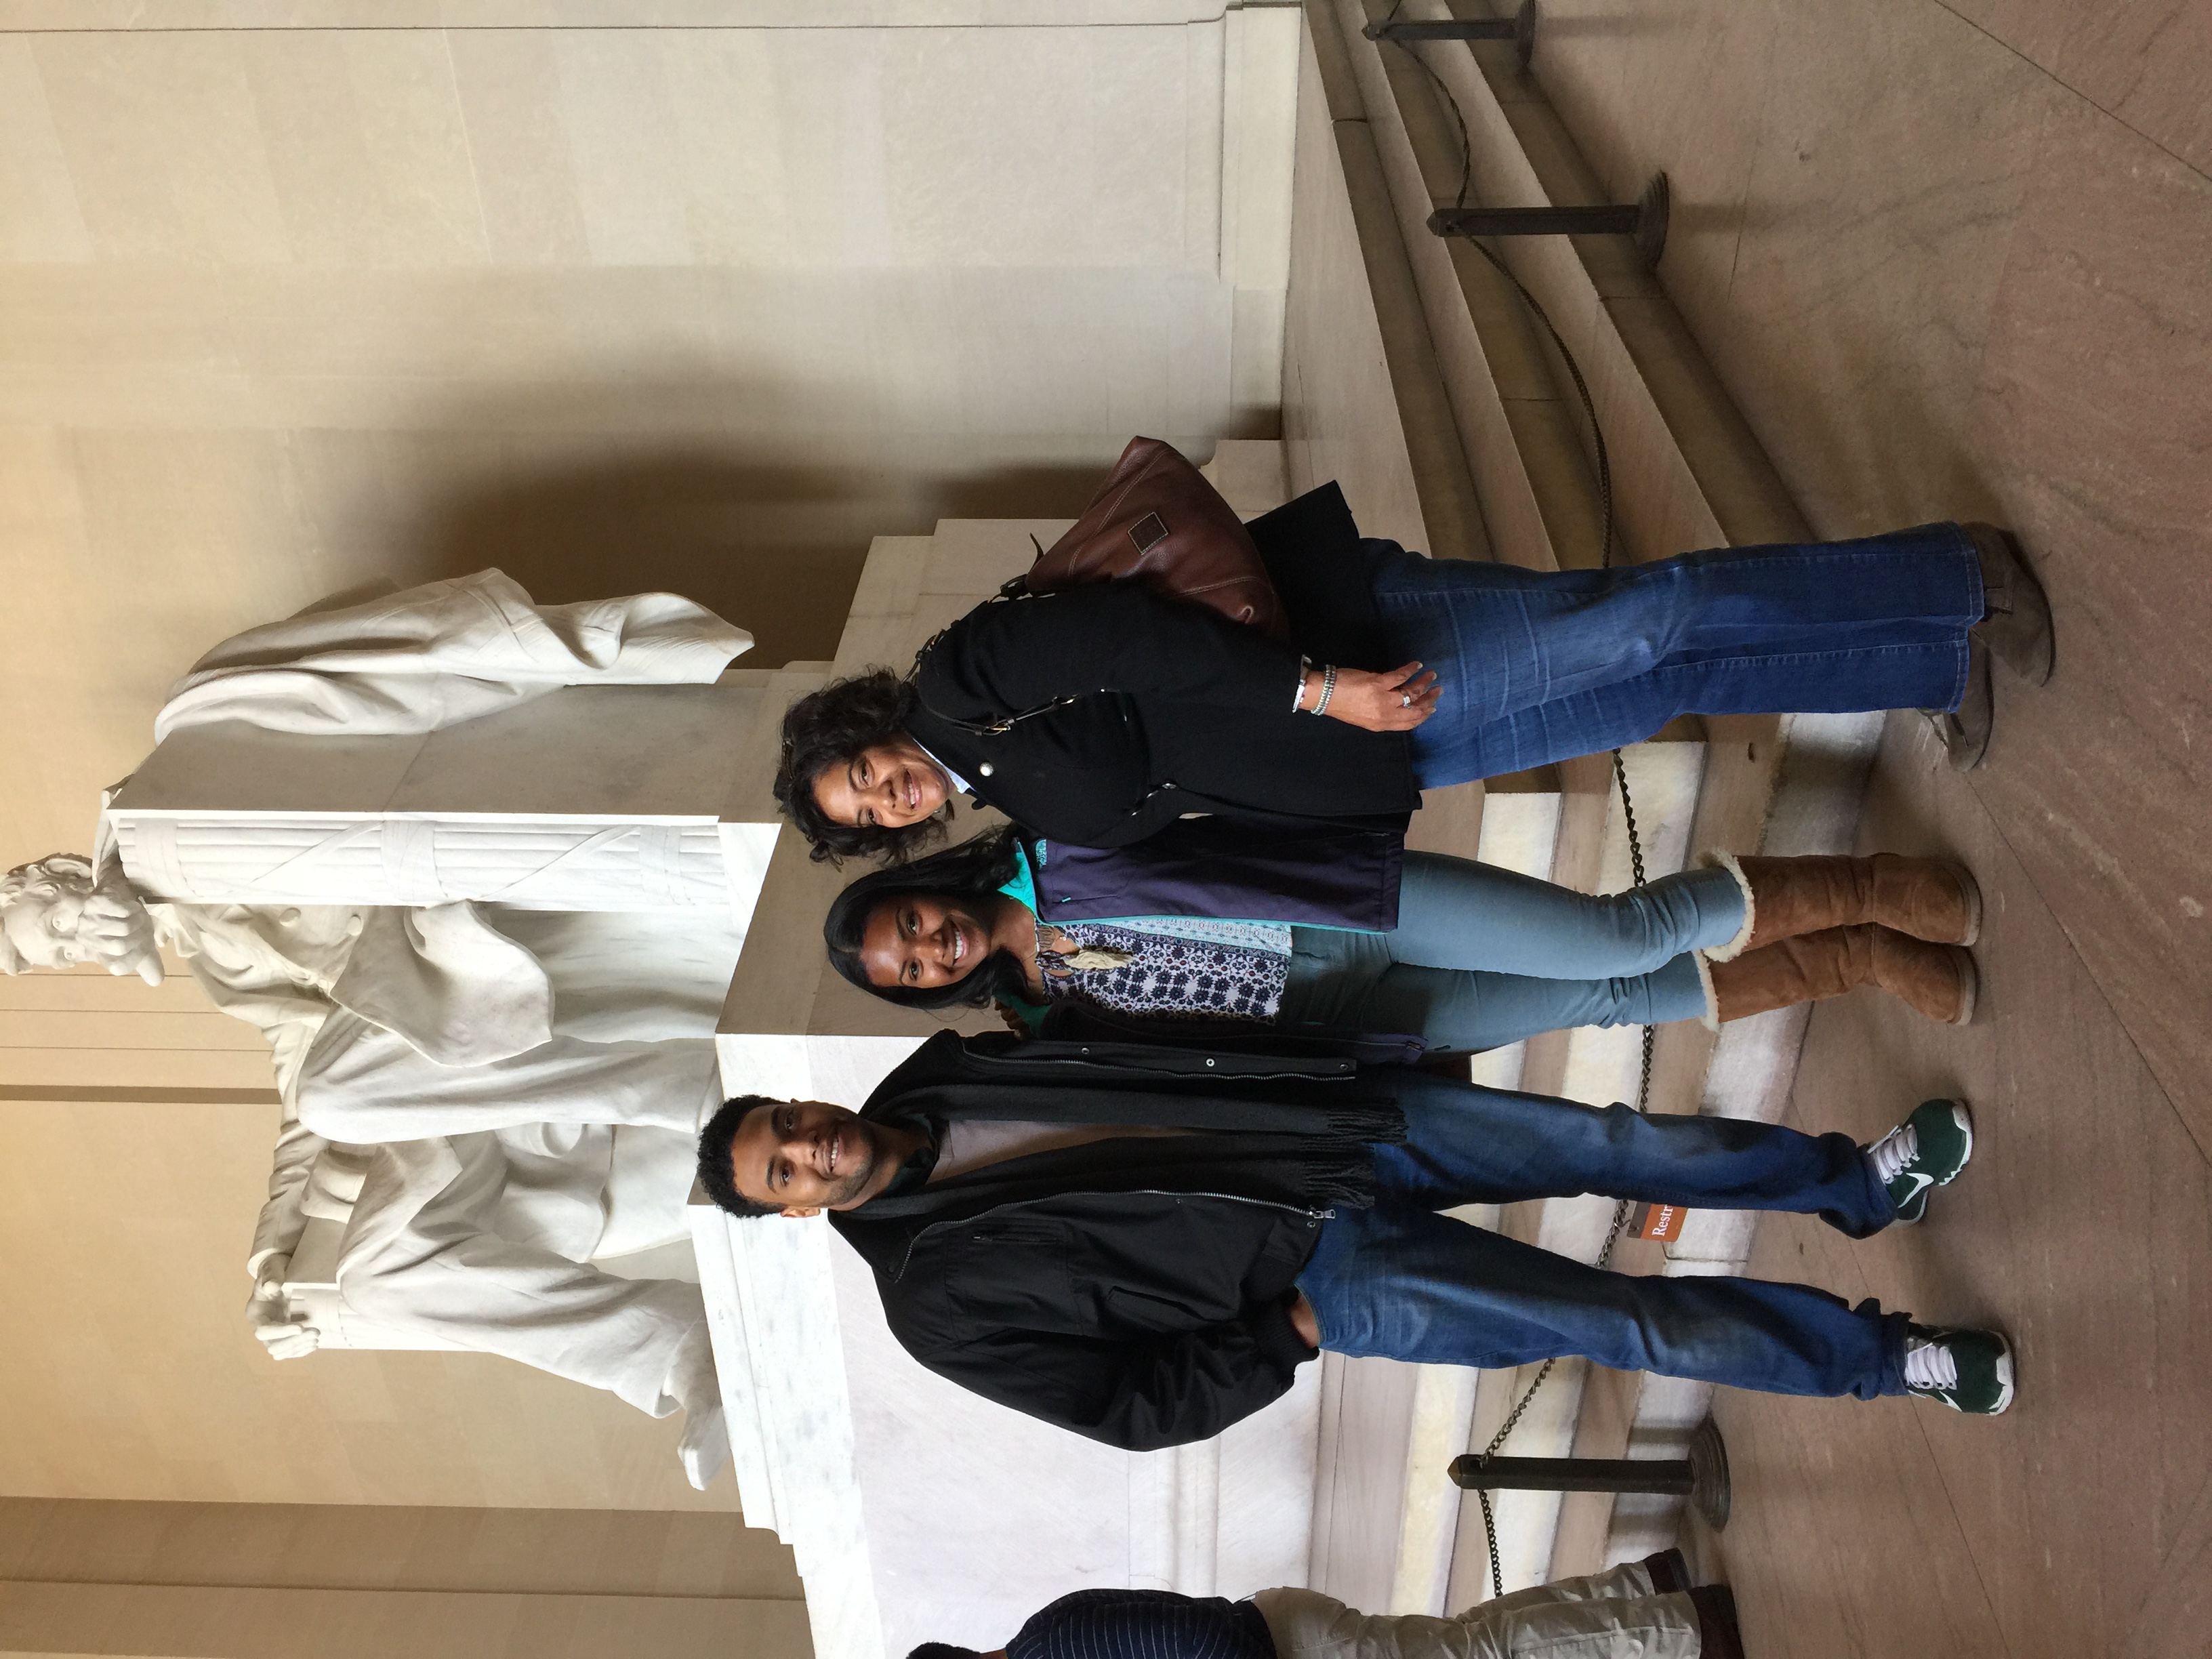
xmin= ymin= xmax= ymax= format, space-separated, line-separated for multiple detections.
xmin=1510 ymin=2 xmax=2212 ymax=1654
xmin=1699 ymin=718 xmax=2212 ymax=1659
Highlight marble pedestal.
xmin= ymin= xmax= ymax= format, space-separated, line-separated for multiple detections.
xmin=104 ymin=668 xmax=826 ymax=926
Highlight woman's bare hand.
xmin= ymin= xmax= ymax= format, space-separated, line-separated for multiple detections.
xmin=1303 ymin=661 xmax=1440 ymax=731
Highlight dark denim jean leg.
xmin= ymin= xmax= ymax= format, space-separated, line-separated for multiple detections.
xmin=1366 ymin=528 xmax=1982 ymax=783
xmin=1378 ymin=1069 xmax=1895 ymax=1236
xmin=1296 ymin=1205 xmax=1908 ymax=1398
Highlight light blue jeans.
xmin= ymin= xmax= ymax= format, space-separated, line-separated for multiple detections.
xmin=1276 ymin=853 xmax=1743 ymax=1051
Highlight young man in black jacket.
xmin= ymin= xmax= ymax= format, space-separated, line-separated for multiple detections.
xmin=696 ymin=1031 xmax=2011 ymax=1449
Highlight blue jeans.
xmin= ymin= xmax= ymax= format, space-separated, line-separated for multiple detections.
xmin=1277 ymin=852 xmax=1741 ymax=1050
xmin=1372 ymin=525 xmax=1984 ymax=785
xmin=1294 ymin=1071 xmax=1909 ymax=1398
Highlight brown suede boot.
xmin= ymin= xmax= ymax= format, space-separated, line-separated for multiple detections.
xmin=1715 ymin=852 xmax=1982 ymax=955
xmin=1706 ymin=924 xmax=1977 ymax=1026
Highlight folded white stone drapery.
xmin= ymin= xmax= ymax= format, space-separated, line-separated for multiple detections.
xmin=110 ymin=570 xmax=751 ymax=1063
xmin=327 ymin=904 xmax=556 ymax=1068
xmin=153 ymin=568 xmax=752 ymax=742
xmin=329 ymin=1128 xmax=713 ymax=1426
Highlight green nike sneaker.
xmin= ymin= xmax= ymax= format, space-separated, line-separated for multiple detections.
xmin=1866 ymin=1098 xmax=1973 ymax=1224
xmin=1904 ymin=1324 xmax=2016 ymax=1414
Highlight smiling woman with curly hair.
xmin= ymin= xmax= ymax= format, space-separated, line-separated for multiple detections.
xmin=772 ymin=668 xmax=936 ymax=865
xmin=771 ymin=480 xmax=2034 ymax=866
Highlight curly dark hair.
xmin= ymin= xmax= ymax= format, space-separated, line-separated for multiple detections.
xmin=695 ymin=1094 xmax=783 ymax=1218
xmin=823 ymin=827 xmax=1036 ymax=1012
xmin=772 ymin=668 xmax=954 ymax=865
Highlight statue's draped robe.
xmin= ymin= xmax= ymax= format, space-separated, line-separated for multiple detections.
xmin=106 ymin=567 xmax=752 ymax=1083
xmin=155 ymin=567 xmax=749 ymax=742
xmin=108 ymin=571 xmax=752 ymax=1484
xmin=239 ymin=905 xmax=741 ymax=1481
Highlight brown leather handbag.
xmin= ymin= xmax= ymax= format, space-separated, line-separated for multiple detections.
xmin=1010 ymin=436 xmax=1290 ymax=638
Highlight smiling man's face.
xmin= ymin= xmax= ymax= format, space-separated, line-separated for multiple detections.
xmin=725 ymin=1099 xmax=894 ymax=1216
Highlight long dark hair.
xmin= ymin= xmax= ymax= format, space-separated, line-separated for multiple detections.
xmin=824 ymin=827 xmax=1036 ymax=1011
xmin=773 ymin=668 xmax=951 ymax=865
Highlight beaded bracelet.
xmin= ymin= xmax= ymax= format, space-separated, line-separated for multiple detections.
xmin=1312 ymin=663 xmax=1338 ymax=718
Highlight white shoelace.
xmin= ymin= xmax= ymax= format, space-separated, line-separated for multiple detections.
xmin=1903 ymin=1334 xmax=1959 ymax=1392
xmin=1867 ymin=1122 xmax=1919 ymax=1185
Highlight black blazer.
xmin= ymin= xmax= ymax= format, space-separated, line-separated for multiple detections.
xmin=905 ymin=483 xmax=1418 ymax=848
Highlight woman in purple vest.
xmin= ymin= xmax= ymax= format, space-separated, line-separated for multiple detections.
xmin=823 ymin=821 xmax=1984 ymax=1050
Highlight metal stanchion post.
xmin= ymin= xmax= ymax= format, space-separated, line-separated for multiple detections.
xmin=1448 ymin=1416 xmax=1732 ymax=1530
xmin=1428 ymin=173 xmax=1671 ymax=268
xmin=1364 ymin=0 xmax=1538 ymax=67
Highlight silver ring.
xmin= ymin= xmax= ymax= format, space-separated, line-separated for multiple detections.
xmin=1400 ymin=693 xmax=1412 ymax=708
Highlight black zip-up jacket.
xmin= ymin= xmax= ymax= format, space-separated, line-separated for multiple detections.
xmin=825 ymin=1031 xmax=1406 ymax=1452
xmin=904 ymin=483 xmax=1418 ymax=848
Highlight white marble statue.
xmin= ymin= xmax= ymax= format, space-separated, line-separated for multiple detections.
xmin=0 ymin=852 xmax=162 ymax=982
xmin=102 ymin=568 xmax=762 ymax=914
xmin=154 ymin=567 xmax=750 ymax=742
xmin=1 ymin=569 xmax=763 ymax=1489
xmin=248 ymin=1111 xmax=729 ymax=1488
xmin=5 ymin=844 xmax=569 ymax=1096
xmin=3 ymin=855 xmax=741 ymax=1486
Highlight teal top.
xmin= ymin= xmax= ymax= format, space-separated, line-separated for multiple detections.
xmin=997 ymin=843 xmax=1050 ymax=1030
xmin=997 ymin=839 xmax=1042 ymax=916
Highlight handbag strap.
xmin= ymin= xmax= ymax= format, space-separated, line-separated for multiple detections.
xmin=908 ymin=586 xmax=1092 ymax=737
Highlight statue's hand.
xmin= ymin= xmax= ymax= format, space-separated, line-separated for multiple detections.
xmin=79 ymin=882 xmax=163 ymax=985
xmin=252 ymin=1254 xmax=292 ymax=1299
xmin=246 ymin=1258 xmax=319 ymax=1359
xmin=251 ymin=1317 xmax=321 ymax=1361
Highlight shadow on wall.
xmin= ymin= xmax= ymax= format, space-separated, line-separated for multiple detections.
xmin=335 ymin=372 xmax=1252 ymax=666
xmin=405 ymin=451 xmax=1110 ymax=668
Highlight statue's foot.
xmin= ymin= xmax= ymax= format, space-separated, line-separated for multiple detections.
xmin=669 ymin=1322 xmax=729 ymax=1490
xmin=680 ymin=1401 xmax=731 ymax=1490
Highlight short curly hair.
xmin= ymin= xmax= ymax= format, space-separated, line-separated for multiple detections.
xmin=0 ymin=853 xmax=96 ymax=976
xmin=695 ymin=1094 xmax=783 ymax=1218
xmin=772 ymin=668 xmax=952 ymax=865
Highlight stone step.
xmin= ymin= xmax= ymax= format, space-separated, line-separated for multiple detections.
xmin=1282 ymin=0 xmax=1486 ymax=563
xmin=1285 ymin=0 xmax=1892 ymax=1604
xmin=1320 ymin=0 xmax=1601 ymax=574
xmin=1385 ymin=731 xmax=1710 ymax=1612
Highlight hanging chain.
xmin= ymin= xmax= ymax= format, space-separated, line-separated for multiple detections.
xmin=1383 ymin=22 xmax=1656 ymax=1600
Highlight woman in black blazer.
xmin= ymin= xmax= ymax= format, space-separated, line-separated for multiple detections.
xmin=775 ymin=483 xmax=2047 ymax=863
